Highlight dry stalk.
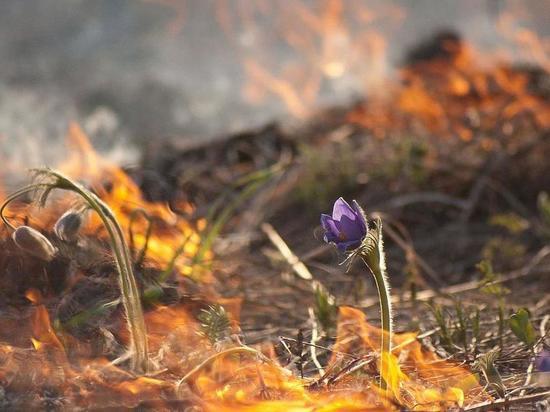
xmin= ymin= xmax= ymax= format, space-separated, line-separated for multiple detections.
xmin=261 ymin=222 xmax=313 ymax=280
xmin=360 ymin=246 xmax=550 ymax=308
xmin=463 ymin=389 xmax=550 ymax=411
xmin=176 ymin=346 xmax=269 ymax=387
xmin=308 ymin=307 xmax=325 ymax=377
xmin=0 ymin=169 xmax=150 ymax=374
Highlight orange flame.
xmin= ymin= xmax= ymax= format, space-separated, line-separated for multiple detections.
xmin=61 ymin=124 xmax=207 ymax=276
xmin=0 ymin=283 xmax=490 ymax=410
xmin=3 ymin=124 xmax=209 ymax=281
xmin=2 ymin=1 xmax=543 ymax=408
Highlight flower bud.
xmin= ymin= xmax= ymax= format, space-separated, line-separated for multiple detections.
xmin=536 ymin=350 xmax=550 ymax=373
xmin=12 ymin=226 xmax=57 ymax=261
xmin=54 ymin=209 xmax=84 ymax=242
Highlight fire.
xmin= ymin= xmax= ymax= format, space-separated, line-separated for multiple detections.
xmin=237 ymin=0 xmax=400 ymax=119
xmin=171 ymin=306 xmax=489 ymax=411
xmin=348 ymin=37 xmax=550 ymax=144
xmin=2 ymin=0 xmax=545 ymax=409
xmin=0 ymin=166 xmax=490 ymax=409
xmin=330 ymin=307 xmax=485 ymax=410
xmin=150 ymin=0 xmax=548 ymax=133
xmin=61 ymin=124 xmax=208 ymax=278
xmin=0 ymin=141 xmax=488 ymax=409
xmin=3 ymin=123 xmax=207 ymax=279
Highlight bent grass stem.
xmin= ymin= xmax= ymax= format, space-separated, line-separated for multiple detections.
xmin=177 ymin=346 xmax=269 ymax=387
xmin=0 ymin=184 xmax=50 ymax=231
xmin=0 ymin=170 xmax=149 ymax=374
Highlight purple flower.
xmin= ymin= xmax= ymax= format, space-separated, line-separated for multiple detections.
xmin=321 ymin=197 xmax=368 ymax=252
xmin=536 ymin=349 xmax=550 ymax=373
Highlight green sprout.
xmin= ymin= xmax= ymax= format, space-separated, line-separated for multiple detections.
xmin=198 ymin=304 xmax=231 ymax=344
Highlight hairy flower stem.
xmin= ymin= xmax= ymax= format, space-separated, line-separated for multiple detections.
xmin=51 ymin=171 xmax=149 ymax=373
xmin=361 ymin=256 xmax=393 ymax=392
xmin=1 ymin=170 xmax=149 ymax=374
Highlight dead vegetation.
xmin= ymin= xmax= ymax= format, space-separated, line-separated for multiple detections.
xmin=0 ymin=28 xmax=549 ymax=410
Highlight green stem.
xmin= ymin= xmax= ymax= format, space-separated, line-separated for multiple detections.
xmin=29 ymin=170 xmax=149 ymax=373
xmin=362 ymin=257 xmax=392 ymax=391
xmin=54 ymin=172 xmax=149 ymax=373
xmin=1 ymin=171 xmax=150 ymax=373
xmin=109 ymin=213 xmax=150 ymax=373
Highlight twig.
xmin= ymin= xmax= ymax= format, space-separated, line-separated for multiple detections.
xmin=261 ymin=221 xmax=339 ymax=367
xmin=308 ymin=307 xmax=325 ymax=377
xmin=462 ymin=390 xmax=550 ymax=411
xmin=326 ymin=355 xmax=376 ymax=386
xmin=176 ymin=346 xmax=268 ymax=387
xmin=375 ymin=212 xmax=443 ymax=289
xmin=460 ymin=175 xmax=490 ymax=223
xmin=280 ymin=337 xmax=357 ymax=360
xmin=261 ymin=222 xmax=312 ymax=280
xmin=460 ymin=138 xmax=543 ymax=223
xmin=278 ymin=336 xmax=295 ymax=363
xmin=486 ymin=178 xmax=532 ymax=218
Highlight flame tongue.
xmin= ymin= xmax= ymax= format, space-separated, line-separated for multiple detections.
xmin=181 ymin=307 xmax=488 ymax=411
xmin=0 ymin=290 xmax=489 ymax=409
xmin=2 ymin=124 xmax=207 ymax=281
xmin=0 ymin=126 xmax=493 ymax=409
xmin=330 ymin=307 xmax=488 ymax=410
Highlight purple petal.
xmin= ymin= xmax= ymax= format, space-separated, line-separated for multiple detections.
xmin=321 ymin=198 xmax=368 ymax=251
xmin=338 ymin=214 xmax=366 ymax=241
xmin=351 ymin=200 xmax=368 ymax=233
xmin=323 ymin=231 xmax=339 ymax=243
xmin=332 ymin=197 xmax=357 ymax=222
xmin=321 ymin=214 xmax=339 ymax=234
xmin=321 ymin=214 xmax=341 ymax=244
xmin=335 ymin=239 xmax=362 ymax=252
xmin=536 ymin=350 xmax=550 ymax=372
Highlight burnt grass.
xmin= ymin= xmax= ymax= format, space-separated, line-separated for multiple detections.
xmin=1 ymin=105 xmax=548 ymax=410
xmin=1 ymin=44 xmax=549 ymax=409
xmin=135 ymin=87 xmax=550 ymax=409
xmin=0 ymin=111 xmax=548 ymax=409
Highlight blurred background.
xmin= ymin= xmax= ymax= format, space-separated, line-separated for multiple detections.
xmin=1 ymin=0 xmax=548 ymax=166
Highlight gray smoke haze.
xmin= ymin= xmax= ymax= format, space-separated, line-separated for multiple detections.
xmin=0 ymin=0 xmax=547 ymax=168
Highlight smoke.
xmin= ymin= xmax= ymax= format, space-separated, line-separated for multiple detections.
xmin=0 ymin=84 xmax=137 ymax=182
xmin=0 ymin=0 xmax=547 ymax=152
